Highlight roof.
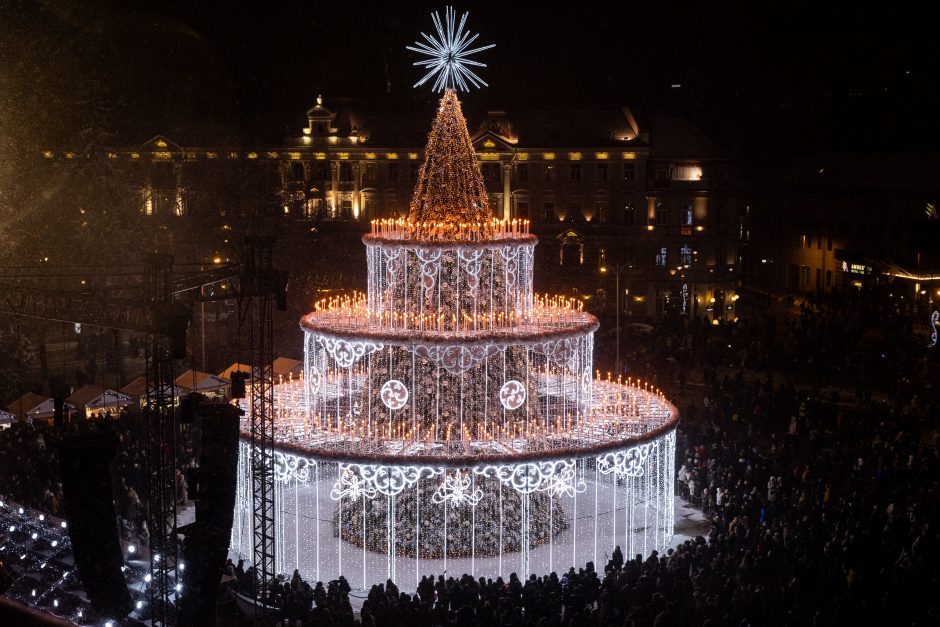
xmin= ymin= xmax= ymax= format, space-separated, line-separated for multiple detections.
xmin=175 ymin=369 xmax=217 ymax=390
xmin=86 ymin=390 xmax=134 ymax=409
xmin=6 ymin=392 xmax=49 ymax=419
xmin=66 ymin=385 xmax=106 ymax=408
xmin=218 ymin=362 xmax=251 ymax=381
xmin=121 ymin=376 xmax=147 ymax=398
xmin=273 ymin=357 xmax=303 ymax=377
xmin=287 ymin=98 xmax=648 ymax=149
xmin=648 ymin=116 xmax=723 ymax=158
xmin=27 ymin=398 xmax=75 ymax=419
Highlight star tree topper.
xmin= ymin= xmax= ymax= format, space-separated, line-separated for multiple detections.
xmin=407 ymin=6 xmax=495 ymax=92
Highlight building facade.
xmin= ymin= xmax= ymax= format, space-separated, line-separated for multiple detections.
xmin=41 ymin=96 xmax=745 ymax=320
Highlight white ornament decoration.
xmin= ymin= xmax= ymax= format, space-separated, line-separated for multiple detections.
xmin=330 ymin=467 xmax=377 ymax=501
xmin=596 ymin=442 xmax=658 ymax=478
xmin=407 ymin=6 xmax=495 ymax=92
xmin=431 ymin=471 xmax=483 ymax=507
xmin=319 ymin=336 xmax=384 ymax=368
xmin=474 ymin=460 xmax=574 ymax=495
xmin=273 ymin=451 xmax=316 ymax=484
xmin=499 ymin=379 xmax=526 ymax=410
xmin=413 ymin=343 xmax=502 ymax=375
xmin=380 ymin=379 xmax=409 ymax=410
xmin=546 ymin=463 xmax=587 ymax=498
xmin=308 ymin=365 xmax=321 ymax=396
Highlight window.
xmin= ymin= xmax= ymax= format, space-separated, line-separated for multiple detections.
xmin=387 ymin=163 xmax=399 ymax=182
xmin=516 ymin=201 xmax=529 ymax=219
xmin=655 ymin=247 xmax=668 ymax=268
xmin=623 ymin=202 xmax=635 ymax=224
xmin=543 ymin=202 xmax=556 ymax=222
xmin=569 ymin=163 xmax=581 ymax=181
xmin=544 ymin=164 xmax=555 ymax=183
xmin=672 ymin=164 xmax=703 ymax=180
xmin=681 ymin=201 xmax=693 ymax=226
xmin=623 ymin=163 xmax=635 ymax=182
xmin=655 ymin=202 xmax=668 ymax=226
xmin=596 ymin=163 xmax=608 ymax=183
xmin=680 ymin=244 xmax=693 ymax=265
xmin=516 ymin=163 xmax=528 ymax=183
xmin=363 ymin=162 xmax=377 ymax=182
xmin=483 ymin=163 xmax=500 ymax=182
xmin=568 ymin=202 xmax=582 ymax=221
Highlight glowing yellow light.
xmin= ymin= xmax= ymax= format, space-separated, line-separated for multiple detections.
xmin=623 ymin=152 xmax=636 ymax=160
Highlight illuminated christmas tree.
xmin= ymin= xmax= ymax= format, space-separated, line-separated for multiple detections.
xmin=409 ymin=90 xmax=491 ymax=224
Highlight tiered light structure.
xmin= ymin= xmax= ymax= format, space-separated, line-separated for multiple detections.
xmin=232 ymin=9 xmax=676 ymax=589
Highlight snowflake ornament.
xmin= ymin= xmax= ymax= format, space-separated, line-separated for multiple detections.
xmin=407 ymin=5 xmax=495 ymax=92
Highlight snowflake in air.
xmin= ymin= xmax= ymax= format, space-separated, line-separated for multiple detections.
xmin=407 ymin=5 xmax=495 ymax=92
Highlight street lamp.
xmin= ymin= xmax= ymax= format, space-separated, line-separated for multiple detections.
xmin=600 ymin=261 xmax=630 ymax=373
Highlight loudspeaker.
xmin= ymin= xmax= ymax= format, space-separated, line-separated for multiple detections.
xmin=57 ymin=432 xmax=132 ymax=618
xmin=178 ymin=403 xmax=242 ymax=626
xmin=230 ymin=371 xmax=248 ymax=399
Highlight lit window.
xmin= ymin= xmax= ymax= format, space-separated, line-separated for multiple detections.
xmin=655 ymin=247 xmax=668 ymax=268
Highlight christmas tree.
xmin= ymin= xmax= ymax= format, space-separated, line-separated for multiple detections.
xmin=409 ymin=90 xmax=491 ymax=224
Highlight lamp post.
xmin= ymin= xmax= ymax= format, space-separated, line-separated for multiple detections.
xmin=600 ymin=262 xmax=630 ymax=373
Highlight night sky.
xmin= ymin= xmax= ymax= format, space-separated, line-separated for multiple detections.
xmin=2 ymin=1 xmax=937 ymax=161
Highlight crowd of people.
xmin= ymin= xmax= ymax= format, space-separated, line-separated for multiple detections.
xmin=2 ymin=285 xmax=938 ymax=626
xmin=0 ymin=408 xmax=196 ymax=549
